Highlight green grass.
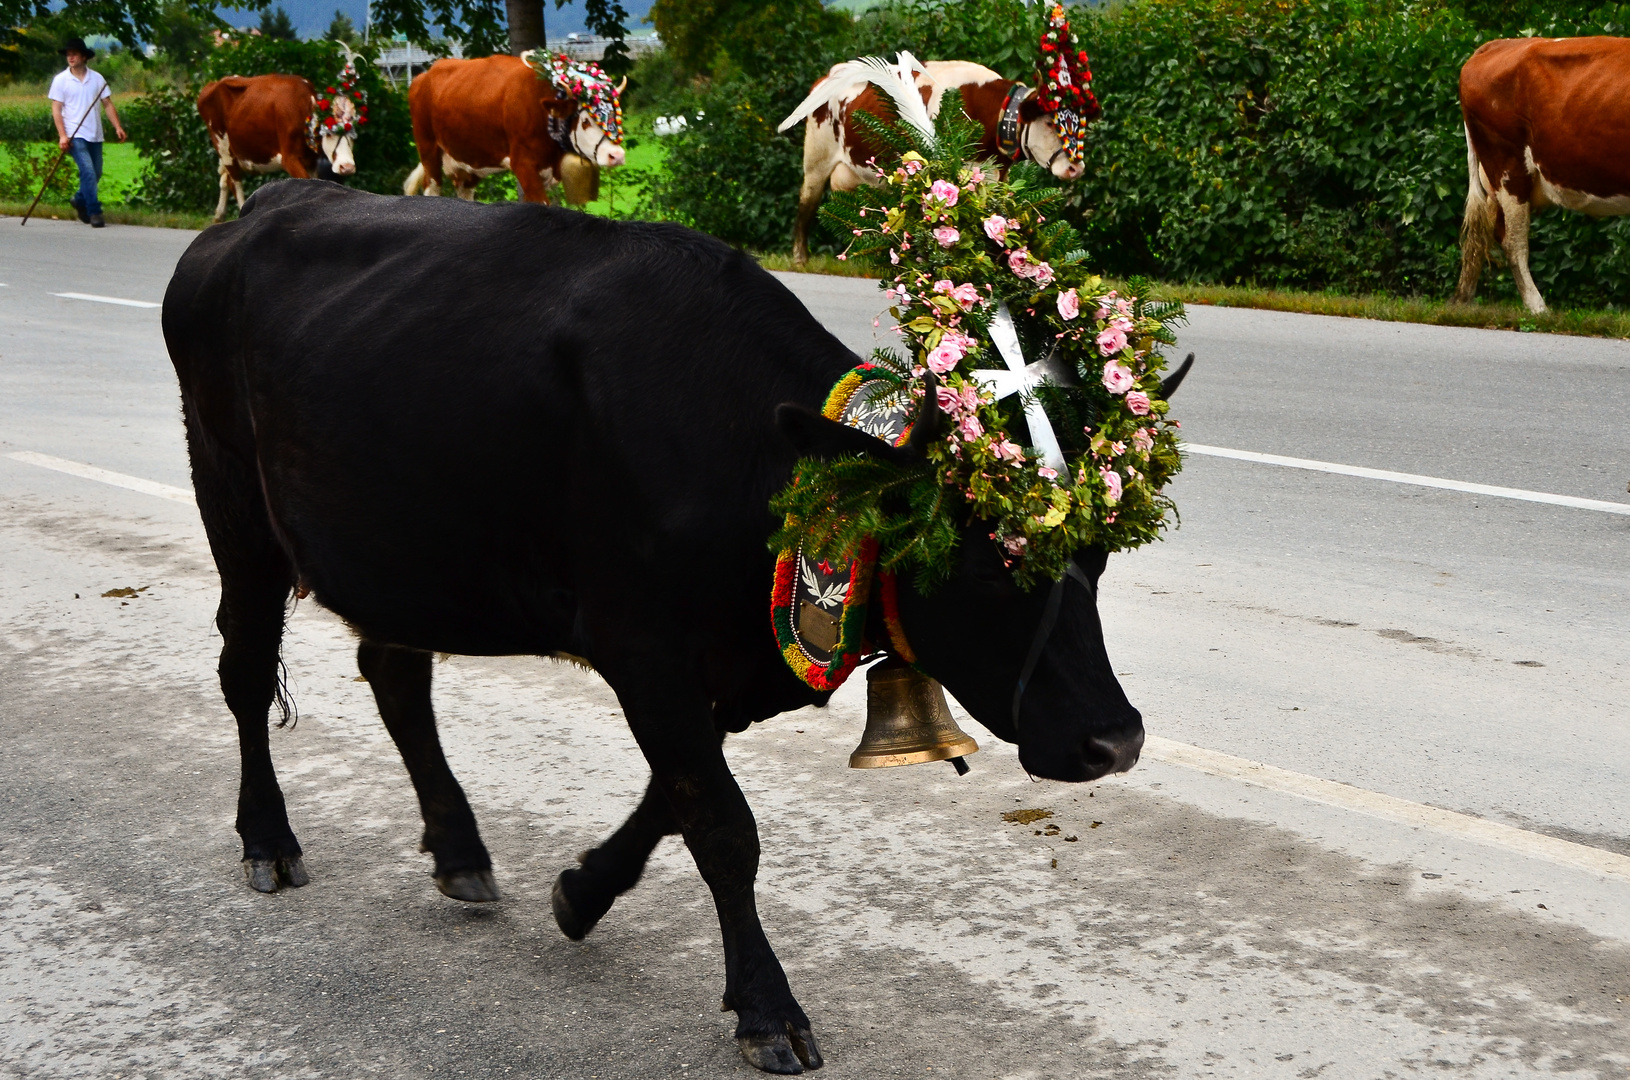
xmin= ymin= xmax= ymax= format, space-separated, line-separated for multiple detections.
xmin=1138 ymin=280 xmax=1630 ymax=340
xmin=0 ymin=140 xmax=143 ymax=203
xmin=581 ymin=129 xmax=668 ymax=219
xmin=0 ymin=200 xmax=213 ymax=229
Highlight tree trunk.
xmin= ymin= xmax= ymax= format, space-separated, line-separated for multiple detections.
xmin=507 ymin=0 xmax=546 ymax=55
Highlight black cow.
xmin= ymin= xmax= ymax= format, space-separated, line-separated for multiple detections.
xmin=162 ymin=180 xmax=1156 ymax=1075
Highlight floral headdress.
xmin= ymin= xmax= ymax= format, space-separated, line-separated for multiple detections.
xmin=1035 ymin=3 xmax=1098 ymax=167
xmin=526 ymin=51 xmax=625 ymax=146
xmin=771 ymin=83 xmax=1186 ymax=592
xmin=308 ymin=47 xmax=368 ymax=144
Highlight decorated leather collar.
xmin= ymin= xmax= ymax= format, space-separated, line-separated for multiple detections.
xmin=772 ymin=363 xmax=918 ymax=690
xmin=996 ymin=83 xmax=1031 ymax=163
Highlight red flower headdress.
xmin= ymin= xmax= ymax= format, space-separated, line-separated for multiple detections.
xmin=526 ymin=51 xmax=625 ymax=146
xmin=308 ymin=46 xmax=368 ymax=145
xmin=1034 ymin=3 xmax=1099 ymax=166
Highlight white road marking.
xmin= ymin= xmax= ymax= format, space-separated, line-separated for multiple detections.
xmin=51 ymin=292 xmax=160 ymax=309
xmin=1185 ymin=442 xmax=1630 ymax=515
xmin=1144 ymin=735 xmax=1630 ymax=881
xmin=12 ymin=445 xmax=1625 ymax=883
xmin=6 ymin=451 xmax=194 ymax=504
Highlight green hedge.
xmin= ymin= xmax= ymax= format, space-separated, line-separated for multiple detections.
xmin=123 ymin=35 xmax=416 ymax=215
xmin=1064 ymin=0 xmax=1630 ymax=306
xmin=0 ymin=102 xmax=54 ymax=142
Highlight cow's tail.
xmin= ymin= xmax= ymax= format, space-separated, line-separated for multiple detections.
xmin=403 ymin=162 xmax=426 ymax=196
xmin=1455 ymin=125 xmax=1496 ymax=303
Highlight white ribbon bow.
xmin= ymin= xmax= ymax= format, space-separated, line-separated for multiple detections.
xmin=970 ymin=302 xmax=1069 ymax=471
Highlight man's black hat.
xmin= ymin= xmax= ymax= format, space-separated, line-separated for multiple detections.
xmin=60 ymin=37 xmax=96 ymax=60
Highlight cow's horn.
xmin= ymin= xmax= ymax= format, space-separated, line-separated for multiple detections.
xmin=907 ymin=370 xmax=942 ymax=454
xmin=1160 ymin=353 xmax=1194 ymax=399
xmin=616 ymin=76 xmax=627 ymax=95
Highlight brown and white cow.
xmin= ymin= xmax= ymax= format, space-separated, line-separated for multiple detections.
xmin=197 ymin=74 xmax=358 ymax=223
xmin=1456 ymin=36 xmax=1630 ymax=313
xmin=780 ymin=57 xmax=1093 ymax=265
xmin=403 ymin=52 xmax=625 ymax=205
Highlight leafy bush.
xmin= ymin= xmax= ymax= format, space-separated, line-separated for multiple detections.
xmin=0 ymin=139 xmax=76 ymax=203
xmin=1065 ymin=0 xmax=1630 ymax=306
xmin=647 ymin=0 xmax=853 ymax=249
xmin=123 ymin=34 xmax=416 ymax=215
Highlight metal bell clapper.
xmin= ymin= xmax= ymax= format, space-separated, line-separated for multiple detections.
xmin=850 ymin=660 xmax=979 ymax=774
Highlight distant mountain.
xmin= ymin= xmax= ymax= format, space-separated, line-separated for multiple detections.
xmin=225 ymin=1 xmax=658 ymax=43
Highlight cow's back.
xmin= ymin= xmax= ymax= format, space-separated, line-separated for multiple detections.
xmin=1462 ymin=36 xmax=1630 ymax=203
xmin=165 ymin=181 xmax=855 ymax=655
xmin=410 ymin=55 xmax=549 ymax=166
xmin=198 ymin=74 xmax=314 ymax=162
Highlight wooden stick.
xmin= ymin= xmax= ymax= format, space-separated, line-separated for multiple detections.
xmin=21 ymin=94 xmax=96 ymax=227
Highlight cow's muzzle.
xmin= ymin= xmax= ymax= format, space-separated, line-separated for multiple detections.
xmin=1020 ymin=721 xmax=1144 ymax=783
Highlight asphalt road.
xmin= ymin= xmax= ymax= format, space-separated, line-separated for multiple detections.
xmin=2 ymin=213 xmax=1628 ymax=1080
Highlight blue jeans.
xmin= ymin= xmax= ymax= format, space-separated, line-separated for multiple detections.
xmin=67 ymin=138 xmax=103 ymax=217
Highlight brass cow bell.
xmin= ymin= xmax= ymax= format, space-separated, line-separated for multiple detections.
xmin=850 ymin=661 xmax=979 ymax=773
xmin=560 ymin=154 xmax=600 ymax=206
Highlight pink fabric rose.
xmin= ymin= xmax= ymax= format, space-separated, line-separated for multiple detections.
xmin=936 ymin=384 xmax=963 ymax=415
xmin=1102 ymin=361 xmax=1134 ymax=395
xmin=889 ymin=248 xmax=900 ymax=265
xmin=1096 ymin=326 xmax=1128 ymax=356
xmin=1056 ymin=289 xmax=1079 ymax=321
xmin=933 ymin=226 xmax=960 ymax=247
xmin=983 ymin=214 xmax=1009 ymax=242
xmin=1125 ymin=390 xmax=1151 ymax=416
xmin=1100 ymin=467 xmax=1123 ymax=503
xmin=950 ymin=282 xmax=980 ymax=311
xmin=926 ymin=338 xmax=965 ymax=374
xmin=966 ymin=165 xmax=985 ymax=185
xmin=1008 ymin=248 xmax=1036 ymax=278
xmin=957 ymin=414 xmax=985 ymax=441
xmin=934 ymin=279 xmax=954 ymax=294
xmin=993 ymin=438 xmax=1025 ymax=463
xmin=1030 ymin=261 xmax=1055 ymax=286
xmin=1037 ymin=465 xmax=1059 ymax=480
xmin=1132 ymin=427 xmax=1154 ymax=453
xmin=1002 ymin=535 xmax=1028 ymax=555
xmin=929 ymin=179 xmax=960 ymax=206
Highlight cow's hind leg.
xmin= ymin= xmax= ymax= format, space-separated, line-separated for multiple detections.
xmin=187 ymin=418 xmax=304 ymax=891
xmin=356 ymin=641 xmax=498 ymax=903
xmin=551 ymin=775 xmax=680 ymax=939
xmin=1496 ymin=190 xmax=1547 ymax=313
xmin=612 ymin=674 xmax=820 ymax=1074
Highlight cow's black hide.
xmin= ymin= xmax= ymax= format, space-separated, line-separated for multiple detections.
xmin=162 ymin=179 xmax=1144 ymax=1075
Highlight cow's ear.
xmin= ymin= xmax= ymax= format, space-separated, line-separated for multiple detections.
xmin=776 ymin=404 xmax=916 ymax=464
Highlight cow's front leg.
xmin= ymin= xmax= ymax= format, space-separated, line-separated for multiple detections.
xmin=616 ymin=680 xmax=821 ymax=1074
xmin=356 ymin=641 xmax=498 ymax=902
xmin=552 ymin=773 xmax=683 ymax=939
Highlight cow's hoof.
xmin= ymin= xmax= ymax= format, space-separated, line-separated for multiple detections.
xmin=436 ymin=869 xmax=499 ymax=903
xmin=243 ymin=855 xmax=308 ymax=893
xmin=738 ymin=1028 xmax=822 ymax=1074
xmin=551 ymin=873 xmax=594 ymax=940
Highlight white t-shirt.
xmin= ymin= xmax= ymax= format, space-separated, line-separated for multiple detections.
xmin=48 ymin=67 xmax=111 ymax=143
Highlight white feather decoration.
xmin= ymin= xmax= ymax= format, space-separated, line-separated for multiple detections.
xmin=776 ymin=52 xmax=931 ymax=140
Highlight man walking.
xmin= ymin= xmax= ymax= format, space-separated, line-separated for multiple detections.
xmin=48 ymin=37 xmax=126 ymax=229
